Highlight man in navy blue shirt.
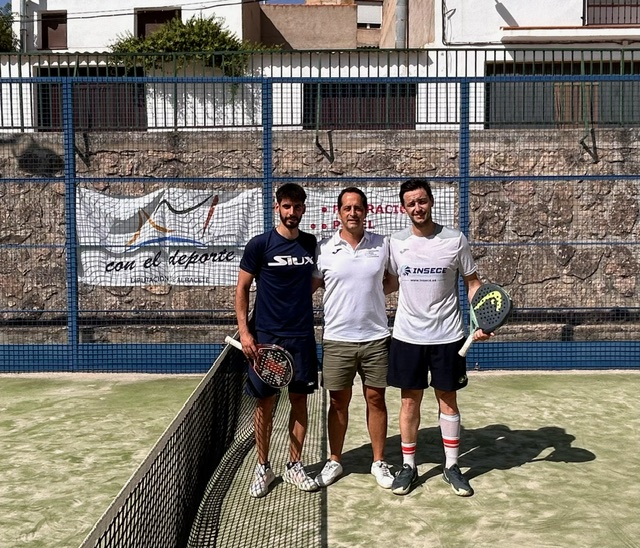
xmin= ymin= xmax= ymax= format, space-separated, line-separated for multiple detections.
xmin=234 ymin=183 xmax=319 ymax=498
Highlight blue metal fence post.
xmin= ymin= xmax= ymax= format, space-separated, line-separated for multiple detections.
xmin=459 ymin=81 xmax=472 ymax=331
xmin=62 ymin=78 xmax=79 ymax=370
xmin=262 ymin=80 xmax=274 ymax=230
xmin=459 ymin=80 xmax=470 ymax=236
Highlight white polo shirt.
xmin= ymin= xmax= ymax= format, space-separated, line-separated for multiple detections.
xmin=315 ymin=230 xmax=390 ymax=342
xmin=389 ymin=225 xmax=476 ymax=345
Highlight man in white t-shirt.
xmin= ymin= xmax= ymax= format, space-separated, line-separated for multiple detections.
xmin=312 ymin=187 xmax=394 ymax=490
xmin=386 ymin=178 xmax=491 ymax=497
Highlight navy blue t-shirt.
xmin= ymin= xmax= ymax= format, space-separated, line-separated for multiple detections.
xmin=240 ymin=228 xmax=317 ymax=337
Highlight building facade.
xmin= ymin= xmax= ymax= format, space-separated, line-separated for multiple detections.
xmin=11 ymin=0 xmax=246 ymax=52
xmin=4 ymin=0 xmax=640 ymax=133
xmin=12 ymin=1 xmax=640 ymax=53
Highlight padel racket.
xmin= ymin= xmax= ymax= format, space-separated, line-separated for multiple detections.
xmin=224 ymin=336 xmax=294 ymax=388
xmin=459 ymin=283 xmax=512 ymax=357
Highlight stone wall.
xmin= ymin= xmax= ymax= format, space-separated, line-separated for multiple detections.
xmin=0 ymin=129 xmax=638 ymax=342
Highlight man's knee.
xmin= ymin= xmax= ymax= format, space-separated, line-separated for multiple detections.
xmin=435 ymin=389 xmax=458 ymax=413
xmin=329 ymin=389 xmax=352 ymax=412
xmin=288 ymin=392 xmax=308 ymax=408
xmin=364 ymin=386 xmax=387 ymax=410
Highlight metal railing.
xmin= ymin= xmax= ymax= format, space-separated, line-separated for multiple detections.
xmin=584 ymin=0 xmax=640 ymax=25
xmin=4 ymin=49 xmax=640 ymax=132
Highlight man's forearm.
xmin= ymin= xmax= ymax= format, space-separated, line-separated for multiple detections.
xmin=235 ymin=288 xmax=251 ymax=336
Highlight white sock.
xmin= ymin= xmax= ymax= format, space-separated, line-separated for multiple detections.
xmin=401 ymin=441 xmax=416 ymax=468
xmin=439 ymin=413 xmax=461 ymax=469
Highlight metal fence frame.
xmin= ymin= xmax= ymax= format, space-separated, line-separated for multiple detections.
xmin=1 ymin=69 xmax=639 ymax=372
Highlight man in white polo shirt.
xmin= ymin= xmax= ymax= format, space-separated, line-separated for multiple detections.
xmin=312 ymin=187 xmax=394 ymax=489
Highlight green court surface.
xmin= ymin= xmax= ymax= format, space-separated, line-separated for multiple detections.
xmin=0 ymin=374 xmax=202 ymax=548
xmin=2 ymin=371 xmax=639 ymax=548
xmin=328 ymin=371 xmax=640 ymax=548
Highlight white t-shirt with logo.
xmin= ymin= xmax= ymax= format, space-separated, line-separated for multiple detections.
xmin=389 ymin=225 xmax=476 ymax=345
xmin=315 ymin=230 xmax=390 ymax=342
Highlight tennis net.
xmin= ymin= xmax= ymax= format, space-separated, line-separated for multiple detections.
xmin=79 ymin=343 xmax=326 ymax=548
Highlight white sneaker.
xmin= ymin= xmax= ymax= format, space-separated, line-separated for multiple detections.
xmin=249 ymin=463 xmax=276 ymax=498
xmin=315 ymin=459 xmax=343 ymax=487
xmin=282 ymin=461 xmax=319 ymax=492
xmin=371 ymin=460 xmax=394 ymax=489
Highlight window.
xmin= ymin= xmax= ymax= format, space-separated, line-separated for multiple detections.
xmin=303 ymin=83 xmax=417 ymax=130
xmin=485 ymin=61 xmax=640 ymax=128
xmin=136 ymin=9 xmax=181 ymax=39
xmin=585 ymin=0 xmax=640 ymax=25
xmin=37 ymin=67 xmax=147 ymax=132
xmin=40 ymin=12 xmax=67 ymax=50
xmin=357 ymin=1 xmax=382 ymax=29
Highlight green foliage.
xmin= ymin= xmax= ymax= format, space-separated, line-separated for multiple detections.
xmin=110 ymin=16 xmax=267 ymax=75
xmin=0 ymin=4 xmax=18 ymax=52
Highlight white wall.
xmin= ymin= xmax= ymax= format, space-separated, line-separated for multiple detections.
xmin=441 ymin=0 xmax=584 ymax=45
xmin=12 ymin=0 xmax=244 ymax=52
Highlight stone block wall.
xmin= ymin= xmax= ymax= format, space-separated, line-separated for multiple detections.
xmin=0 ymin=129 xmax=638 ymax=343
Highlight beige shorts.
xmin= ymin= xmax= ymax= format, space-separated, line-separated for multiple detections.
xmin=321 ymin=337 xmax=389 ymax=391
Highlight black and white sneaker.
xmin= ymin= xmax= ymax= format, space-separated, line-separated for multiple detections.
xmin=442 ymin=463 xmax=474 ymax=497
xmin=283 ymin=461 xmax=319 ymax=492
xmin=249 ymin=463 xmax=276 ymax=498
xmin=391 ymin=464 xmax=417 ymax=495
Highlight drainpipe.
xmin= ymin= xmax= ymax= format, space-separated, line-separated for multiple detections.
xmin=20 ymin=0 xmax=28 ymax=52
xmin=395 ymin=0 xmax=407 ymax=48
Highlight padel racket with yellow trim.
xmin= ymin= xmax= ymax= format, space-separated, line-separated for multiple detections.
xmin=225 ymin=336 xmax=294 ymax=388
xmin=459 ymin=283 xmax=512 ymax=357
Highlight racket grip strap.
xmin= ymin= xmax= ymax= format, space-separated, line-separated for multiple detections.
xmin=224 ymin=336 xmax=243 ymax=351
xmin=458 ymin=333 xmax=474 ymax=357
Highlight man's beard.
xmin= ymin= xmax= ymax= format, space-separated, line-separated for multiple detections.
xmin=280 ymin=213 xmax=300 ymax=229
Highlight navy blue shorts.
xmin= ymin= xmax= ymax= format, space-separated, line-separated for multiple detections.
xmin=387 ymin=338 xmax=468 ymax=392
xmin=245 ymin=332 xmax=319 ymax=399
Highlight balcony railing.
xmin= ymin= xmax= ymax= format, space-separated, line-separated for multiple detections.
xmin=585 ymin=0 xmax=640 ymax=25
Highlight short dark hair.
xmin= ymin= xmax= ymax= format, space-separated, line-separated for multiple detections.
xmin=399 ymin=178 xmax=434 ymax=206
xmin=337 ymin=186 xmax=368 ymax=211
xmin=276 ymin=183 xmax=307 ymax=204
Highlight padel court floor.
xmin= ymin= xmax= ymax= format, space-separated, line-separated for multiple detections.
xmin=186 ymin=372 xmax=640 ymax=548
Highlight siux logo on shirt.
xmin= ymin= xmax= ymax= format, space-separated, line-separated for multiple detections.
xmin=267 ymin=255 xmax=315 ymax=266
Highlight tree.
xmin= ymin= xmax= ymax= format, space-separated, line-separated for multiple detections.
xmin=110 ymin=16 xmax=266 ymax=76
xmin=0 ymin=3 xmax=18 ymax=52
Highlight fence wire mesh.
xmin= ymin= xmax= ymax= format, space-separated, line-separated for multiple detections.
xmin=1 ymin=49 xmax=639 ymax=372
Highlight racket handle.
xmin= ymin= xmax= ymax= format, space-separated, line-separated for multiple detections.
xmin=224 ymin=336 xmax=243 ymax=351
xmin=458 ymin=333 xmax=474 ymax=357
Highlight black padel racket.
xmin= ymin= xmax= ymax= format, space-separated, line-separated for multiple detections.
xmin=459 ymin=283 xmax=512 ymax=357
xmin=225 ymin=336 xmax=294 ymax=388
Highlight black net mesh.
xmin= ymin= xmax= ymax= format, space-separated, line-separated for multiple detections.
xmin=79 ymin=347 xmax=247 ymax=547
xmin=80 ymin=346 xmax=325 ymax=548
